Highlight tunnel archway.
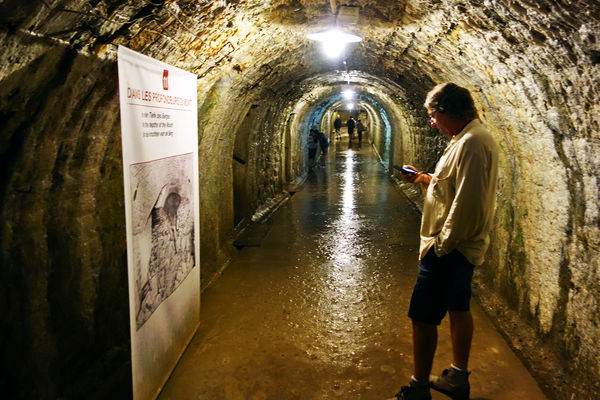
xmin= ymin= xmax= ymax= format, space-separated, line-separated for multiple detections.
xmin=324 ymin=95 xmax=394 ymax=167
xmin=283 ymin=70 xmax=438 ymax=181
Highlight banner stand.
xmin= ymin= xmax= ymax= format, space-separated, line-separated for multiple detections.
xmin=117 ymin=45 xmax=200 ymax=400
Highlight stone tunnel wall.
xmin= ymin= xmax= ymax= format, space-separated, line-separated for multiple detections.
xmin=0 ymin=29 xmax=309 ymax=397
xmin=1 ymin=1 xmax=600 ymax=399
xmin=0 ymin=34 xmax=130 ymax=399
xmin=382 ymin=3 xmax=600 ymax=397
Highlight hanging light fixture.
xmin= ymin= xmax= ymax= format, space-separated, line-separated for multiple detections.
xmin=306 ymin=5 xmax=362 ymax=59
xmin=342 ymin=88 xmax=356 ymax=100
xmin=306 ymin=28 xmax=362 ymax=59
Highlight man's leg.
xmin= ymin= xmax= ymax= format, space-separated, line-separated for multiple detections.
xmin=390 ymin=320 xmax=435 ymax=399
xmin=430 ymin=310 xmax=472 ymax=399
xmin=412 ymin=320 xmax=438 ymax=382
xmin=430 ymin=252 xmax=473 ymax=400
xmin=449 ymin=310 xmax=473 ymax=370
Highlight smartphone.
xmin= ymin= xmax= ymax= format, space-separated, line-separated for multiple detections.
xmin=393 ymin=165 xmax=417 ymax=174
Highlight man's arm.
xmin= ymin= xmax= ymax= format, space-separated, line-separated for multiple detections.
xmin=400 ymin=164 xmax=432 ymax=187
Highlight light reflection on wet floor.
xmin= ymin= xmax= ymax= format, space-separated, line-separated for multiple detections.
xmin=159 ymin=139 xmax=547 ymax=400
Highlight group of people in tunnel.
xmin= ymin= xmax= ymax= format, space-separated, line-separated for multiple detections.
xmin=332 ymin=114 xmax=366 ymax=144
xmin=389 ymin=83 xmax=498 ymax=400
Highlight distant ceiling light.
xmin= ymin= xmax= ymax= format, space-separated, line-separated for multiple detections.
xmin=346 ymin=103 xmax=354 ymax=110
xmin=342 ymin=88 xmax=355 ymax=100
xmin=306 ymin=28 xmax=362 ymax=59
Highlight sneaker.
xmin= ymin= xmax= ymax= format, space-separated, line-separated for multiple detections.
xmin=389 ymin=384 xmax=432 ymax=400
xmin=430 ymin=367 xmax=470 ymax=400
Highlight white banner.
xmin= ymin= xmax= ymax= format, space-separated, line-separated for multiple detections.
xmin=118 ymin=46 xmax=200 ymax=400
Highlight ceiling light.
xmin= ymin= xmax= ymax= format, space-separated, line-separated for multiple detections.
xmin=306 ymin=28 xmax=362 ymax=59
xmin=342 ymin=88 xmax=355 ymax=100
xmin=306 ymin=29 xmax=362 ymax=43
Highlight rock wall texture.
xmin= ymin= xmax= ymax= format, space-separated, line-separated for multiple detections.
xmin=0 ymin=0 xmax=598 ymax=399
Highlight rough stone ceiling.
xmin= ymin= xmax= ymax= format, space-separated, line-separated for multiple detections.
xmin=3 ymin=0 xmax=598 ymax=96
xmin=269 ymin=0 xmax=409 ymax=25
xmin=2 ymin=0 xmax=598 ymax=131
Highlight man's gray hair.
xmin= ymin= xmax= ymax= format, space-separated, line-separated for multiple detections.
xmin=424 ymin=83 xmax=479 ymax=120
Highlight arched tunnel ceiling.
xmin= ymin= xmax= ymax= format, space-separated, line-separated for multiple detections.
xmin=290 ymin=71 xmax=411 ymax=109
xmin=287 ymin=70 xmax=414 ymax=133
xmin=4 ymin=0 xmax=598 ymax=103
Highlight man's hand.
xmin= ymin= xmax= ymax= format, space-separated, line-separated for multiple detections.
xmin=400 ymin=164 xmax=432 ymax=185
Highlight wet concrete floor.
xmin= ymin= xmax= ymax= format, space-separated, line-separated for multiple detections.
xmin=158 ymin=137 xmax=547 ymax=400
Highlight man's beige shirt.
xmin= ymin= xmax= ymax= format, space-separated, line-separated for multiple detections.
xmin=419 ymin=119 xmax=499 ymax=266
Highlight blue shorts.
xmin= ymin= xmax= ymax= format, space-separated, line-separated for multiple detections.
xmin=408 ymin=248 xmax=475 ymax=325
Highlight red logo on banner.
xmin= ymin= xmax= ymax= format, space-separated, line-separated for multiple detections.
xmin=162 ymin=69 xmax=169 ymax=90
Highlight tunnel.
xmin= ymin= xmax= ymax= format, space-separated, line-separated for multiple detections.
xmin=0 ymin=0 xmax=599 ymax=399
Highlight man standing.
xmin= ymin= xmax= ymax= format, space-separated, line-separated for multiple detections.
xmin=317 ymin=129 xmax=329 ymax=167
xmin=333 ymin=114 xmax=342 ymax=139
xmin=356 ymin=118 xmax=365 ymax=144
xmin=346 ymin=116 xmax=356 ymax=142
xmin=392 ymin=83 xmax=499 ymax=400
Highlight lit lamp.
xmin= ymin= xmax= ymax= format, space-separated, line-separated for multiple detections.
xmin=306 ymin=28 xmax=362 ymax=59
xmin=342 ymin=88 xmax=355 ymax=99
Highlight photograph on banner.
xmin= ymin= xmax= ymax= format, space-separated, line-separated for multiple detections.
xmin=130 ymin=153 xmax=196 ymax=329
